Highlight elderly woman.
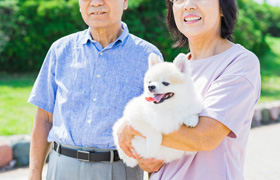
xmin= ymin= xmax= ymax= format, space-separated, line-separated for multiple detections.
xmin=117 ymin=0 xmax=261 ymax=179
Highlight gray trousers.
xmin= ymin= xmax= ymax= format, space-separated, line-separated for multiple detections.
xmin=46 ymin=143 xmax=143 ymax=180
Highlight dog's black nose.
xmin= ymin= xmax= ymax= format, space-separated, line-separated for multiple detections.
xmin=148 ymin=85 xmax=156 ymax=92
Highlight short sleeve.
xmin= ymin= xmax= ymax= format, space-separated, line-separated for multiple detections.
xmin=199 ymin=75 xmax=258 ymax=138
xmin=28 ymin=44 xmax=57 ymax=113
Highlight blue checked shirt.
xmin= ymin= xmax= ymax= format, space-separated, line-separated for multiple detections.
xmin=28 ymin=22 xmax=162 ymax=149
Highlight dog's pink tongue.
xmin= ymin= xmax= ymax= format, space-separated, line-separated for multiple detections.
xmin=154 ymin=94 xmax=165 ymax=103
xmin=145 ymin=97 xmax=156 ymax=102
xmin=145 ymin=94 xmax=165 ymax=103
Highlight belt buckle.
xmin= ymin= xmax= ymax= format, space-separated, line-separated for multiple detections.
xmin=77 ymin=150 xmax=90 ymax=162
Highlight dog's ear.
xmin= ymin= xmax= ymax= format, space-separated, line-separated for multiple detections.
xmin=148 ymin=53 xmax=162 ymax=68
xmin=173 ymin=53 xmax=189 ymax=74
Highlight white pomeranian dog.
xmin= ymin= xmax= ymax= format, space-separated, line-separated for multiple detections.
xmin=112 ymin=53 xmax=204 ymax=167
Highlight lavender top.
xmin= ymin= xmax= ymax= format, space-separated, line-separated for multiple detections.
xmin=28 ymin=22 xmax=162 ymax=149
xmin=151 ymin=44 xmax=261 ymax=180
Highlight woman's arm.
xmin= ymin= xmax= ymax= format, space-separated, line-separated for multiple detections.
xmin=118 ymin=116 xmax=231 ymax=156
xmin=162 ymin=116 xmax=231 ymax=152
xmin=117 ymin=116 xmax=230 ymax=172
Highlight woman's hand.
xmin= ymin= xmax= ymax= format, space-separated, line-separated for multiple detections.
xmin=136 ymin=156 xmax=164 ymax=173
xmin=117 ymin=121 xmax=144 ymax=158
xmin=117 ymin=121 xmax=165 ymax=172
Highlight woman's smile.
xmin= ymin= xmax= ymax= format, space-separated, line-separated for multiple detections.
xmin=184 ymin=14 xmax=202 ymax=24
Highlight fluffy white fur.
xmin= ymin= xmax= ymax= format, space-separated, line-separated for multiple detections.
xmin=113 ymin=53 xmax=204 ymax=167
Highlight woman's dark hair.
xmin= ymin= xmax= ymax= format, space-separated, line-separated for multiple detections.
xmin=166 ymin=0 xmax=238 ymax=48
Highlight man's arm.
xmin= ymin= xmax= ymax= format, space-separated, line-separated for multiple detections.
xmin=28 ymin=108 xmax=53 ymax=180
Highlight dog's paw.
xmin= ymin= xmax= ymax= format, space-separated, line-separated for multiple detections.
xmin=118 ymin=149 xmax=138 ymax=167
xmin=123 ymin=158 xmax=138 ymax=168
xmin=184 ymin=115 xmax=199 ymax=127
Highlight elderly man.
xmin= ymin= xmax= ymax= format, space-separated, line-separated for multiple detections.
xmin=27 ymin=0 xmax=162 ymax=179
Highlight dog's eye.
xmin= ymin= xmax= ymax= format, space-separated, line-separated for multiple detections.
xmin=148 ymin=81 xmax=152 ymax=84
xmin=162 ymin=82 xmax=170 ymax=86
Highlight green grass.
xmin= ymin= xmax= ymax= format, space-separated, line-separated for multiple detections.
xmin=0 ymin=36 xmax=280 ymax=135
xmin=0 ymin=72 xmax=37 ymax=135
xmin=259 ymin=36 xmax=280 ymax=103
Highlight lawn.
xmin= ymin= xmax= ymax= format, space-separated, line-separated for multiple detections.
xmin=0 ymin=72 xmax=37 ymax=135
xmin=0 ymin=36 xmax=280 ymax=135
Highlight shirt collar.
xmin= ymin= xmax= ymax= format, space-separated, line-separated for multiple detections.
xmin=79 ymin=21 xmax=129 ymax=46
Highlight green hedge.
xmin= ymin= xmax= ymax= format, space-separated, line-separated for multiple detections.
xmin=0 ymin=0 xmax=86 ymax=72
xmin=123 ymin=0 xmax=187 ymax=62
xmin=234 ymin=0 xmax=270 ymax=58
xmin=0 ymin=0 xmax=279 ymax=72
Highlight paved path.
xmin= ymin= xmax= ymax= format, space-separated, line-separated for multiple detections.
xmin=244 ymin=123 xmax=280 ymax=180
xmin=1 ymin=124 xmax=280 ymax=180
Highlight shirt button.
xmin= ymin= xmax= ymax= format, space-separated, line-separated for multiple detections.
xmin=96 ymin=74 xmax=101 ymax=78
xmin=100 ymin=52 xmax=103 ymax=55
xmin=93 ymin=98 xmax=97 ymax=102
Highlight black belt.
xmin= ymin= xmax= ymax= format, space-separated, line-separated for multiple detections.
xmin=53 ymin=142 xmax=120 ymax=162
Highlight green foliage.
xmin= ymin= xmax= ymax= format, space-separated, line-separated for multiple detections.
xmin=259 ymin=36 xmax=280 ymax=103
xmin=128 ymin=0 xmax=144 ymax=8
xmin=233 ymin=0 xmax=280 ymax=56
xmin=0 ymin=0 xmax=86 ymax=72
xmin=266 ymin=5 xmax=280 ymax=37
xmin=123 ymin=0 xmax=187 ymax=62
xmin=234 ymin=0 xmax=269 ymax=56
xmin=0 ymin=0 xmax=280 ymax=71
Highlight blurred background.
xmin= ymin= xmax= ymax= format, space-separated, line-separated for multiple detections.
xmin=0 ymin=0 xmax=280 ymax=178
xmin=1 ymin=0 xmax=279 ymax=135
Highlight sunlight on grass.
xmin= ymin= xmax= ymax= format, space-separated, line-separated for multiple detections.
xmin=266 ymin=36 xmax=280 ymax=55
xmin=260 ymin=76 xmax=280 ymax=103
xmin=0 ymin=73 xmax=37 ymax=135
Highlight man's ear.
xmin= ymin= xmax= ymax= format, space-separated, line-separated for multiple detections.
xmin=123 ymin=0 xmax=128 ymax=10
